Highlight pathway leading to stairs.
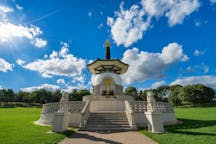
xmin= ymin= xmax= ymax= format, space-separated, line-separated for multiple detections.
xmin=58 ymin=131 xmax=157 ymax=144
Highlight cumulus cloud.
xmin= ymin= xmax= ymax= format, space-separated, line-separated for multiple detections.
xmin=16 ymin=59 xmax=26 ymax=65
xmin=21 ymin=84 xmax=60 ymax=92
xmin=57 ymin=79 xmax=65 ymax=84
xmin=152 ymin=80 xmax=166 ymax=88
xmin=15 ymin=4 xmax=23 ymax=10
xmin=0 ymin=4 xmax=47 ymax=48
xmin=18 ymin=43 xmax=86 ymax=80
xmin=170 ymin=75 xmax=216 ymax=89
xmin=107 ymin=2 xmax=150 ymax=47
xmin=193 ymin=49 xmax=205 ymax=56
xmin=108 ymin=0 xmax=200 ymax=47
xmin=31 ymin=38 xmax=47 ymax=48
xmin=121 ymin=42 xmax=188 ymax=84
xmin=0 ymin=58 xmax=13 ymax=72
xmin=0 ymin=5 xmax=14 ymax=13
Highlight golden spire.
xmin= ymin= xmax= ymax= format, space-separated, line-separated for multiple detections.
xmin=105 ymin=39 xmax=111 ymax=48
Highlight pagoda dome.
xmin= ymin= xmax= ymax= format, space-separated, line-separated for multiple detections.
xmin=91 ymin=72 xmax=122 ymax=86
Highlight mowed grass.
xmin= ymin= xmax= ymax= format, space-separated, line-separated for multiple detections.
xmin=0 ymin=107 xmax=69 ymax=144
xmin=140 ymin=107 xmax=216 ymax=144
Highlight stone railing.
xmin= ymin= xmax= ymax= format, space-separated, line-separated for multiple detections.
xmin=80 ymin=101 xmax=90 ymax=128
xmin=125 ymin=101 xmax=136 ymax=129
xmin=129 ymin=101 xmax=147 ymax=112
xmin=82 ymin=95 xmax=134 ymax=101
xmin=129 ymin=101 xmax=174 ymax=113
xmin=155 ymin=102 xmax=174 ymax=112
xmin=42 ymin=102 xmax=60 ymax=113
xmin=68 ymin=101 xmax=86 ymax=113
xmin=41 ymin=101 xmax=86 ymax=114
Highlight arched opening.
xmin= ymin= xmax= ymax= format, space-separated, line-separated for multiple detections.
xmin=100 ymin=77 xmax=115 ymax=95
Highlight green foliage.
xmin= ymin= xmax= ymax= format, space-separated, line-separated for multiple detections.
xmin=178 ymin=84 xmax=215 ymax=104
xmin=168 ymin=85 xmax=183 ymax=105
xmin=0 ymin=89 xmax=15 ymax=102
xmin=125 ymin=86 xmax=138 ymax=99
xmin=69 ymin=89 xmax=90 ymax=101
xmin=0 ymin=88 xmax=91 ymax=105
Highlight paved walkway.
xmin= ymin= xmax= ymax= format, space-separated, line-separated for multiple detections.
xmin=59 ymin=131 xmax=157 ymax=144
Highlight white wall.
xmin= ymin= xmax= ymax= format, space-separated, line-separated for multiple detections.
xmin=90 ymin=100 xmax=125 ymax=112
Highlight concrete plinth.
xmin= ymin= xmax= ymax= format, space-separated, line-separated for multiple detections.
xmin=52 ymin=112 xmax=69 ymax=133
xmin=145 ymin=111 xmax=164 ymax=133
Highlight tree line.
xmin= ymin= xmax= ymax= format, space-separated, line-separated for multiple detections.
xmin=125 ymin=84 xmax=216 ymax=106
xmin=1 ymin=84 xmax=215 ymax=106
xmin=0 ymin=89 xmax=90 ymax=104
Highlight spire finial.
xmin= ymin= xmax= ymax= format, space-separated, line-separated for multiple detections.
xmin=105 ymin=39 xmax=110 ymax=48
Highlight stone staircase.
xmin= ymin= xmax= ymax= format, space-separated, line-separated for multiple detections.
xmin=83 ymin=112 xmax=131 ymax=131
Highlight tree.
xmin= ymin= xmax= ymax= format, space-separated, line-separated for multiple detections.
xmin=168 ymin=85 xmax=183 ymax=105
xmin=31 ymin=89 xmax=52 ymax=103
xmin=178 ymin=84 xmax=215 ymax=104
xmin=125 ymin=86 xmax=138 ymax=99
xmin=69 ymin=89 xmax=91 ymax=101
xmin=0 ymin=89 xmax=15 ymax=102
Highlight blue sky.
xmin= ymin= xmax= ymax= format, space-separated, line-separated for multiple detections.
xmin=0 ymin=0 xmax=216 ymax=92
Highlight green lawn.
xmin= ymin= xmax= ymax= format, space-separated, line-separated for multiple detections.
xmin=140 ymin=107 xmax=216 ymax=144
xmin=0 ymin=107 xmax=73 ymax=144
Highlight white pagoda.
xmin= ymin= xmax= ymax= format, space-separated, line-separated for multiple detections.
xmin=37 ymin=40 xmax=178 ymax=131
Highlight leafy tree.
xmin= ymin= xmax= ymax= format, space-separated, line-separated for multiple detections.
xmin=125 ymin=86 xmax=138 ymax=98
xmin=0 ymin=89 xmax=15 ymax=102
xmin=69 ymin=89 xmax=91 ymax=101
xmin=178 ymin=84 xmax=215 ymax=104
xmin=167 ymin=85 xmax=183 ymax=105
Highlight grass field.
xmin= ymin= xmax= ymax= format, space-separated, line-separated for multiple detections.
xmin=0 ymin=107 xmax=216 ymax=144
xmin=140 ymin=107 xmax=216 ymax=144
xmin=0 ymin=108 xmax=73 ymax=144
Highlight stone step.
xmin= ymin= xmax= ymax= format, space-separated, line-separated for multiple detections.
xmin=83 ymin=112 xmax=131 ymax=131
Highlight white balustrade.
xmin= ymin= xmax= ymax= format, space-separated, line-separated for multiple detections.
xmin=129 ymin=101 xmax=174 ymax=113
xmin=42 ymin=101 xmax=86 ymax=114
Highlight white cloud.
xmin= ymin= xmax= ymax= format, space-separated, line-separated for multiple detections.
xmin=18 ymin=43 xmax=86 ymax=79
xmin=0 ymin=5 xmax=47 ymax=48
xmin=16 ymin=59 xmax=26 ymax=65
xmin=121 ymin=42 xmax=188 ymax=84
xmin=0 ymin=5 xmax=14 ymax=13
xmin=21 ymin=84 xmax=60 ymax=92
xmin=62 ymin=86 xmax=78 ymax=93
xmin=107 ymin=2 xmax=150 ymax=47
xmin=193 ymin=49 xmax=205 ymax=56
xmin=141 ymin=0 xmax=200 ymax=26
xmin=184 ymin=63 xmax=209 ymax=74
xmin=170 ymin=75 xmax=216 ymax=89
xmin=72 ymin=75 xmax=85 ymax=83
xmin=31 ymin=38 xmax=47 ymax=48
xmin=108 ymin=0 xmax=200 ymax=47
xmin=15 ymin=4 xmax=23 ymax=10
xmin=0 ymin=85 xmax=2 ymax=89
xmin=152 ymin=81 xmax=166 ymax=88
xmin=57 ymin=79 xmax=65 ymax=84
xmin=0 ymin=58 xmax=13 ymax=72
xmin=196 ymin=63 xmax=209 ymax=73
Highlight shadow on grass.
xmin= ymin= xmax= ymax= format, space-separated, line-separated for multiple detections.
xmin=165 ymin=118 xmax=216 ymax=136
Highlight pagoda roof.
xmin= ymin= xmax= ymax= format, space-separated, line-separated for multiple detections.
xmin=87 ymin=59 xmax=129 ymax=74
